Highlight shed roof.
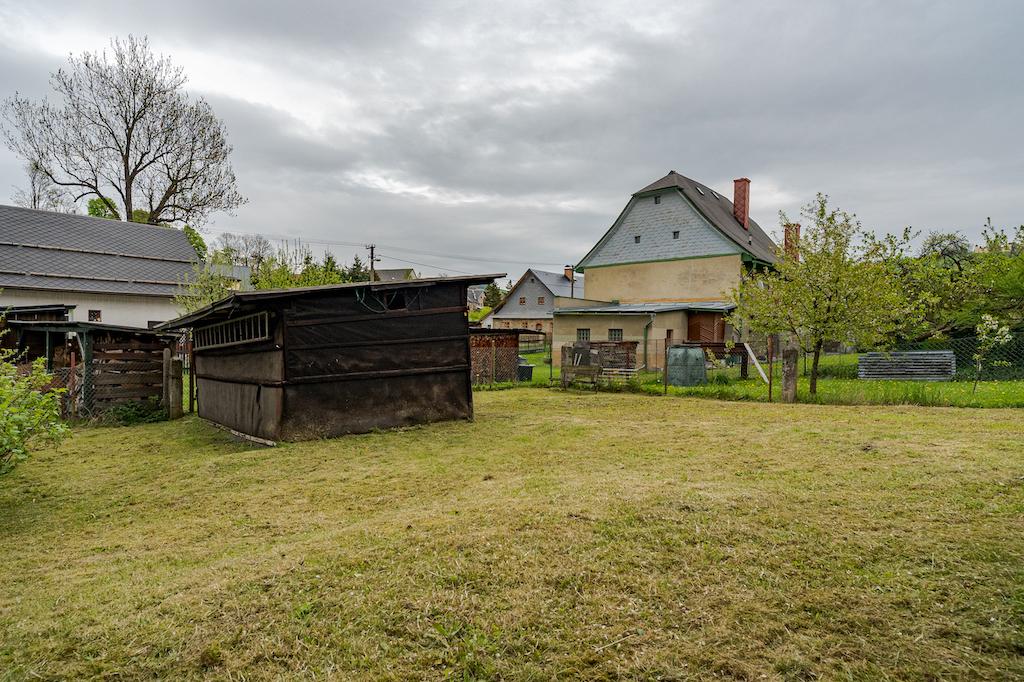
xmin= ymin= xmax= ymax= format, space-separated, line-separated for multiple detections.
xmin=4 ymin=319 xmax=178 ymax=338
xmin=0 ymin=204 xmax=200 ymax=296
xmin=159 ymin=273 xmax=504 ymax=329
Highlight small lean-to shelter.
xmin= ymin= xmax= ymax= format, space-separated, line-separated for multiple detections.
xmin=159 ymin=274 xmax=503 ymax=443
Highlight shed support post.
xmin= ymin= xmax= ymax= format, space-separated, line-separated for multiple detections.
xmin=80 ymin=333 xmax=94 ymax=415
xmin=44 ymin=331 xmax=53 ymax=372
xmin=168 ymin=359 xmax=184 ymax=420
xmin=188 ymin=343 xmax=195 ymax=413
xmin=162 ymin=347 xmax=172 ymax=410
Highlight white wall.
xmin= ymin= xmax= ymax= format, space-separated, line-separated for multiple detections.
xmin=0 ymin=288 xmax=181 ymax=328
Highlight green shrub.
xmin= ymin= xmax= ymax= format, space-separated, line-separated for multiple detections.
xmin=1 ymin=354 xmax=69 ymax=475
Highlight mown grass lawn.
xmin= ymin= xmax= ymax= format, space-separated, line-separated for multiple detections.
xmin=2 ymin=390 xmax=1023 ymax=680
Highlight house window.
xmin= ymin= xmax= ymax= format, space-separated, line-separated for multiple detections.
xmin=537 ymin=296 xmax=545 ymax=305
xmin=519 ymin=296 xmax=526 ymax=305
xmin=577 ymin=328 xmax=590 ymax=342
xmin=88 ymin=310 xmax=101 ymax=322
xmin=535 ymin=323 xmax=543 ymax=331
xmin=654 ymin=195 xmax=661 ymax=205
xmin=673 ymin=230 xmax=680 ymax=239
xmin=608 ymin=328 xmax=623 ymax=341
xmin=634 ymin=235 xmax=641 ymax=244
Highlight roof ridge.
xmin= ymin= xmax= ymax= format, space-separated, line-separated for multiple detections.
xmin=0 ymin=203 xmax=187 ymax=234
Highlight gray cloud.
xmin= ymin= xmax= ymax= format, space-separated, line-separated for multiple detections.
xmin=1 ymin=0 xmax=1022 ymax=281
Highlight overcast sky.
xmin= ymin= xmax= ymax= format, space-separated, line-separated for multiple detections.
xmin=1 ymin=1 xmax=1021 ymax=282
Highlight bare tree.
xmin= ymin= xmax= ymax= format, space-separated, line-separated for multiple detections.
xmin=1 ymin=35 xmax=244 ymax=226
xmin=11 ymin=160 xmax=77 ymax=213
xmin=215 ymin=232 xmax=272 ymax=270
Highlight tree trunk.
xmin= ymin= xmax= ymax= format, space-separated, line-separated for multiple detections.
xmin=809 ymin=339 xmax=824 ymax=395
xmin=782 ymin=334 xmax=799 ymax=403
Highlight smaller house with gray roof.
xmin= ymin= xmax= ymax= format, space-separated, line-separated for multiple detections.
xmin=0 ymin=204 xmax=247 ymax=329
xmin=483 ymin=267 xmax=585 ymax=336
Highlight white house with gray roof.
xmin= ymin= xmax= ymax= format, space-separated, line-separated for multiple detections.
xmin=0 ymin=204 xmax=247 ymax=329
xmin=483 ymin=267 xmax=585 ymax=336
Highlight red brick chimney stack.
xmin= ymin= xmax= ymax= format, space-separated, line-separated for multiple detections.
xmin=733 ymin=178 xmax=750 ymax=230
xmin=784 ymin=223 xmax=801 ymax=260
xmin=564 ymin=265 xmax=574 ymax=281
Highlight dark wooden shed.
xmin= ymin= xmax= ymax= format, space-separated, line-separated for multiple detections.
xmin=160 ymin=275 xmax=501 ymax=443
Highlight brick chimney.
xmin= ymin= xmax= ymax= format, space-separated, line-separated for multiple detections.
xmin=733 ymin=178 xmax=750 ymax=230
xmin=564 ymin=265 xmax=574 ymax=282
xmin=784 ymin=223 xmax=801 ymax=259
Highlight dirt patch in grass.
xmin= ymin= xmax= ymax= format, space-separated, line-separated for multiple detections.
xmin=1 ymin=392 xmax=1023 ymax=679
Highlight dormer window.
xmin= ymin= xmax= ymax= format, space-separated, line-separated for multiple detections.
xmin=654 ymin=195 xmax=661 ymax=205
xmin=672 ymin=231 xmax=680 ymax=239
xmin=634 ymin=235 xmax=641 ymax=244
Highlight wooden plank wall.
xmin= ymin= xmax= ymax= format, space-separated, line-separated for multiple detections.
xmin=91 ymin=338 xmax=168 ymax=404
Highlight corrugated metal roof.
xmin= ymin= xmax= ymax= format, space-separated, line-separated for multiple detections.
xmin=0 ymin=204 xmax=200 ymax=296
xmin=555 ymin=301 xmax=734 ymax=315
xmin=159 ymin=273 xmax=504 ymax=329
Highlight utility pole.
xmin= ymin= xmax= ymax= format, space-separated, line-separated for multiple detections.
xmin=365 ymin=243 xmax=380 ymax=281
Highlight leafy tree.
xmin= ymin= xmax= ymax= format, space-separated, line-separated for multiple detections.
xmin=1 ymin=327 xmax=69 ymax=475
xmin=972 ymin=314 xmax=1012 ymax=392
xmin=730 ymin=194 xmax=916 ymax=396
xmin=182 ymin=225 xmax=207 ymax=260
xmin=87 ymin=196 xmax=121 ymax=220
xmin=2 ymin=35 xmax=244 ymax=227
xmin=11 ymin=160 xmax=77 ymax=213
xmin=482 ymin=282 xmax=504 ymax=308
xmin=173 ymin=253 xmax=238 ymax=312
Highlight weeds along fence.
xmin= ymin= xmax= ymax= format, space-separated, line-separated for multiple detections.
xmin=897 ymin=333 xmax=1024 ymax=381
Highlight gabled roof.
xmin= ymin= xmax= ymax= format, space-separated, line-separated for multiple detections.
xmin=530 ymin=269 xmax=584 ymax=298
xmin=578 ymin=171 xmax=778 ymax=268
xmin=488 ymin=268 xmax=584 ymax=319
xmin=0 ymin=204 xmax=200 ymax=297
xmin=373 ymin=268 xmax=417 ymax=282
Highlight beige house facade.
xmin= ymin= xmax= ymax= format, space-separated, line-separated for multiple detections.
xmin=552 ymin=171 xmax=778 ymax=366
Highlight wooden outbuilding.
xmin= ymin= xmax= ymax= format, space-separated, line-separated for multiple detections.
xmin=159 ymin=275 xmax=502 ymax=443
xmin=3 ymin=318 xmax=179 ymax=415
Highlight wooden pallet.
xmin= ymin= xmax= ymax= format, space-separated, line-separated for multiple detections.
xmin=858 ymin=351 xmax=956 ymax=381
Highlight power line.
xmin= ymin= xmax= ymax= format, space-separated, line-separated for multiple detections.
xmin=377 ymin=253 xmax=480 ymax=276
xmin=209 ymin=226 xmax=567 ymax=268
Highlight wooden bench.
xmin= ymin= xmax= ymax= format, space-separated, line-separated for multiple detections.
xmin=599 ymin=367 xmax=641 ymax=383
xmin=561 ymin=365 xmax=602 ymax=388
xmin=858 ymin=351 xmax=956 ymax=381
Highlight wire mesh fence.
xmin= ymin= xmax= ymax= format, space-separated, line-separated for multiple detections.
xmin=470 ymin=343 xmax=528 ymax=386
xmin=896 ymin=333 xmax=1024 ymax=381
xmin=48 ymin=359 xmax=167 ymax=419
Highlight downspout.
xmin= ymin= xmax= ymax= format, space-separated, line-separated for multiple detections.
xmin=642 ymin=313 xmax=655 ymax=370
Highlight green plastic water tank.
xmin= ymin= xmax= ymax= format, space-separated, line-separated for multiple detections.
xmin=666 ymin=346 xmax=707 ymax=386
